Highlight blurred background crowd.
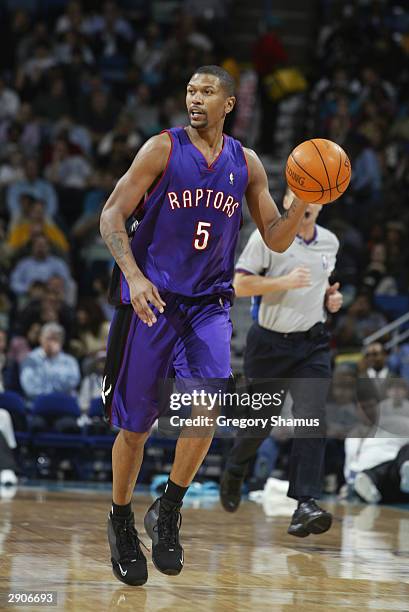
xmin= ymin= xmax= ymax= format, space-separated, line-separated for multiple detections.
xmin=0 ymin=0 xmax=234 ymax=405
xmin=0 ymin=0 xmax=408 ymax=493
xmin=311 ymin=0 xmax=409 ymax=349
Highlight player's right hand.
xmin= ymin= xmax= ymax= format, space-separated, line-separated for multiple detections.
xmin=284 ymin=266 xmax=312 ymax=289
xmin=129 ymin=276 xmax=166 ymax=326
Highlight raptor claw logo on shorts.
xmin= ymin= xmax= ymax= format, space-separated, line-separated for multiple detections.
xmin=101 ymin=376 xmax=112 ymax=405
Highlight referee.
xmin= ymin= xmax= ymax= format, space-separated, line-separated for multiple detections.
xmin=220 ymin=189 xmax=342 ymax=537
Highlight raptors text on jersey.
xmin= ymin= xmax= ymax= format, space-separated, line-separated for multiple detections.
xmin=116 ymin=127 xmax=248 ymax=303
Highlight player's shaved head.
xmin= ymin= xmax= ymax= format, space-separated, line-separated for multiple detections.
xmin=192 ymin=65 xmax=235 ymax=97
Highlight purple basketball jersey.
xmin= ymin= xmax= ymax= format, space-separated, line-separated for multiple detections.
xmin=119 ymin=127 xmax=248 ymax=302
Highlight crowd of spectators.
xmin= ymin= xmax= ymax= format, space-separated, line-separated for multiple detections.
xmin=0 ymin=0 xmax=409 ymax=492
xmin=300 ymin=0 xmax=409 ymax=501
xmin=310 ymin=1 xmax=409 ymax=317
xmin=0 ymin=0 xmax=233 ymax=420
xmin=237 ymin=1 xmax=409 ymax=503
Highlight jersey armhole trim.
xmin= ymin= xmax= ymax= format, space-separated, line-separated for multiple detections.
xmin=240 ymin=145 xmax=250 ymax=190
xmin=134 ymin=129 xmax=174 ymax=214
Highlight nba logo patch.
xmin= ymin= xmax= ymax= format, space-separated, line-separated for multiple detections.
xmin=321 ymin=254 xmax=329 ymax=270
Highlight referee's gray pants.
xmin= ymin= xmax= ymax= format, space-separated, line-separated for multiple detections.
xmin=226 ymin=322 xmax=331 ymax=500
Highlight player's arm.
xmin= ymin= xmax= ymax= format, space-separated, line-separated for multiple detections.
xmin=233 ymin=268 xmax=311 ymax=297
xmin=100 ymin=132 xmax=171 ymax=325
xmin=244 ymin=148 xmax=307 ymax=253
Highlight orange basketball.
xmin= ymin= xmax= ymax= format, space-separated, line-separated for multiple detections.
xmin=285 ymin=138 xmax=351 ymax=204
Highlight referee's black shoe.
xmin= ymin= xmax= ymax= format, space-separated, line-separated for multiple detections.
xmin=219 ymin=469 xmax=244 ymax=513
xmin=144 ymin=498 xmax=184 ymax=576
xmin=287 ymin=499 xmax=332 ymax=538
xmin=107 ymin=511 xmax=148 ymax=586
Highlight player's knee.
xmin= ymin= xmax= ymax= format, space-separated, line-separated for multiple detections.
xmin=120 ymin=429 xmax=149 ymax=448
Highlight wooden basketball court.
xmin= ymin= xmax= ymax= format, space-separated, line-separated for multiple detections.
xmin=1 ymin=486 xmax=409 ymax=611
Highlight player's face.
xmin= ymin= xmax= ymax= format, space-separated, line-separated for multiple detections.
xmin=186 ymin=74 xmax=235 ymax=129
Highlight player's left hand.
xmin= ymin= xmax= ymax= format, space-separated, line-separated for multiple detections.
xmin=325 ymin=282 xmax=343 ymax=313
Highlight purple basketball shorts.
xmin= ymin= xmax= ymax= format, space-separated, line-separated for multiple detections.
xmin=103 ymin=293 xmax=232 ymax=433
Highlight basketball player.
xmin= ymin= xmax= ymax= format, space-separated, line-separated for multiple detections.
xmin=100 ymin=66 xmax=312 ymax=586
xmin=219 ymin=188 xmax=342 ymax=536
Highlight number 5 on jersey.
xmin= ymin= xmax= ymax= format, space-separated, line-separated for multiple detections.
xmin=194 ymin=221 xmax=212 ymax=250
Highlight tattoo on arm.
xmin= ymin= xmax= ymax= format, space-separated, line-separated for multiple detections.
xmin=263 ymin=198 xmax=306 ymax=253
xmin=270 ymin=207 xmax=291 ymax=229
xmin=105 ymin=230 xmax=130 ymax=261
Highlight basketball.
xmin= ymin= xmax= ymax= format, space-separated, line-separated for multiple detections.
xmin=285 ymin=138 xmax=351 ymax=204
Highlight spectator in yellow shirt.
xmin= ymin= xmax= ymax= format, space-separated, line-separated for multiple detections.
xmin=7 ymin=196 xmax=69 ymax=256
